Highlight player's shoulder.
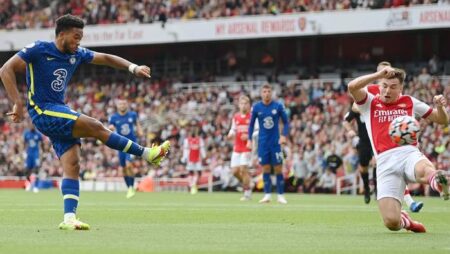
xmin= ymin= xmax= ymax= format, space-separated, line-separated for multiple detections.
xmin=20 ymin=40 xmax=50 ymax=53
xmin=397 ymin=95 xmax=416 ymax=105
xmin=252 ymin=101 xmax=263 ymax=110
xmin=273 ymin=100 xmax=285 ymax=108
xmin=76 ymin=46 xmax=92 ymax=55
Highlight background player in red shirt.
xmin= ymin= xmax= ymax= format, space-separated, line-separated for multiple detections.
xmin=182 ymin=122 xmax=206 ymax=194
xmin=227 ymin=95 xmax=257 ymax=201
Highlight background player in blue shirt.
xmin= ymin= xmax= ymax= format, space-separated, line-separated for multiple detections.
xmin=109 ymin=98 xmax=143 ymax=199
xmin=247 ymin=84 xmax=289 ymax=204
xmin=0 ymin=14 xmax=170 ymax=230
xmin=23 ymin=123 xmax=43 ymax=193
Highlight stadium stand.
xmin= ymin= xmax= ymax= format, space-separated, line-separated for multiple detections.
xmin=0 ymin=0 xmax=444 ymax=30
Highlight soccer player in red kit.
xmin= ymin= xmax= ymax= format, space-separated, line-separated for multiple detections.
xmin=348 ymin=66 xmax=449 ymax=233
xmin=345 ymin=61 xmax=424 ymax=212
xmin=182 ymin=123 xmax=206 ymax=194
xmin=227 ymin=95 xmax=258 ymax=201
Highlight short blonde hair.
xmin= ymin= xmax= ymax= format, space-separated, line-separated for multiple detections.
xmin=239 ymin=95 xmax=250 ymax=103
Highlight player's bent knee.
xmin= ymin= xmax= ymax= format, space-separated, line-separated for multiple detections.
xmin=382 ymin=216 xmax=401 ymax=231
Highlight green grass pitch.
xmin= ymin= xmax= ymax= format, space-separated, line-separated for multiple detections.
xmin=0 ymin=190 xmax=449 ymax=254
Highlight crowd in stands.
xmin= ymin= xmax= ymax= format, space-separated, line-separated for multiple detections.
xmin=0 ymin=0 xmax=444 ymax=30
xmin=0 ymin=66 xmax=449 ymax=195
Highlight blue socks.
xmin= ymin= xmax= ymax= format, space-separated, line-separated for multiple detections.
xmin=61 ymin=178 xmax=79 ymax=214
xmin=124 ymin=176 xmax=135 ymax=188
xmin=262 ymin=173 xmax=285 ymax=194
xmin=105 ymin=132 xmax=144 ymax=157
xmin=263 ymin=173 xmax=272 ymax=194
xmin=276 ymin=173 xmax=285 ymax=194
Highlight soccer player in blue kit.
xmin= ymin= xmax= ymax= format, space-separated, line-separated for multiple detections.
xmin=109 ymin=98 xmax=143 ymax=199
xmin=247 ymin=84 xmax=289 ymax=204
xmin=0 ymin=14 xmax=170 ymax=230
xmin=23 ymin=124 xmax=43 ymax=193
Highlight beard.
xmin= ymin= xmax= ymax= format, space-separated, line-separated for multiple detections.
xmin=63 ymin=40 xmax=75 ymax=54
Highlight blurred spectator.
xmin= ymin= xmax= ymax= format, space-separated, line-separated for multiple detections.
xmin=316 ymin=168 xmax=336 ymax=193
xmin=428 ymin=54 xmax=440 ymax=75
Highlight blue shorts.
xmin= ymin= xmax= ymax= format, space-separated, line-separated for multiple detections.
xmin=28 ymin=103 xmax=81 ymax=158
xmin=258 ymin=144 xmax=283 ymax=166
xmin=25 ymin=154 xmax=39 ymax=170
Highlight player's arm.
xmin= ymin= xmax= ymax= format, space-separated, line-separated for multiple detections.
xmin=348 ymin=67 xmax=397 ymax=103
xmin=279 ymin=104 xmax=289 ymax=145
xmin=426 ymin=95 xmax=449 ymax=125
xmin=227 ymin=118 xmax=236 ymax=139
xmin=107 ymin=116 xmax=116 ymax=131
xmin=181 ymin=139 xmax=189 ymax=164
xmin=23 ymin=133 xmax=28 ymax=149
xmin=343 ymin=110 xmax=357 ymax=138
xmin=0 ymin=55 xmax=27 ymax=122
xmin=90 ymin=52 xmax=151 ymax=78
xmin=247 ymin=107 xmax=257 ymax=149
xmin=136 ymin=121 xmax=144 ymax=137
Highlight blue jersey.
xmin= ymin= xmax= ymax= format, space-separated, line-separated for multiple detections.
xmin=109 ymin=111 xmax=138 ymax=141
xmin=248 ymin=100 xmax=289 ymax=148
xmin=23 ymin=129 xmax=42 ymax=156
xmin=17 ymin=40 xmax=94 ymax=107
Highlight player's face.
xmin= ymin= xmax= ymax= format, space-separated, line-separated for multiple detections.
xmin=238 ymin=99 xmax=250 ymax=114
xmin=117 ymin=100 xmax=128 ymax=113
xmin=62 ymin=28 xmax=83 ymax=54
xmin=261 ymin=88 xmax=272 ymax=104
xmin=380 ymin=78 xmax=403 ymax=103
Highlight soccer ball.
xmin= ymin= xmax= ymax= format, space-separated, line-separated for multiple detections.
xmin=389 ymin=115 xmax=420 ymax=145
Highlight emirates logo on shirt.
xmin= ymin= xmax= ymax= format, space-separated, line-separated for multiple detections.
xmin=374 ymin=109 xmax=408 ymax=123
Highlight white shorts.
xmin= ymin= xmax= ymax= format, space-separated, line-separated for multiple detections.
xmin=376 ymin=145 xmax=426 ymax=203
xmin=230 ymin=152 xmax=251 ymax=168
xmin=187 ymin=162 xmax=203 ymax=171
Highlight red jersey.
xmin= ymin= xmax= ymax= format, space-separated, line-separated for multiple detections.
xmin=183 ymin=137 xmax=204 ymax=163
xmin=357 ymin=93 xmax=432 ymax=156
xmin=229 ymin=113 xmax=252 ymax=153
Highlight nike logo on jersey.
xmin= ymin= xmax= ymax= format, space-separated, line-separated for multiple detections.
xmin=46 ymin=57 xmax=55 ymax=61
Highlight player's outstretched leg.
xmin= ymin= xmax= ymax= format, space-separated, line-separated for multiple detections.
xmin=104 ymin=132 xmax=170 ymax=166
xmin=73 ymin=115 xmax=171 ymax=166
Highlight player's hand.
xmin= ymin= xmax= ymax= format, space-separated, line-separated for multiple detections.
xmin=227 ymin=132 xmax=233 ymax=139
xmin=433 ymin=95 xmax=447 ymax=107
xmin=246 ymin=140 xmax=252 ymax=150
xmin=134 ymin=65 xmax=151 ymax=78
xmin=279 ymin=136 xmax=287 ymax=145
xmin=378 ymin=66 xmax=398 ymax=78
xmin=240 ymin=134 xmax=248 ymax=141
xmin=6 ymin=103 xmax=24 ymax=123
